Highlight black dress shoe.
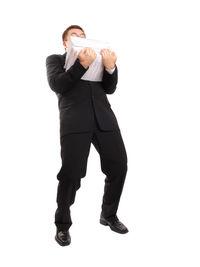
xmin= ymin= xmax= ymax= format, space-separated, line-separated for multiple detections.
xmin=100 ymin=213 xmax=129 ymax=234
xmin=55 ymin=230 xmax=71 ymax=246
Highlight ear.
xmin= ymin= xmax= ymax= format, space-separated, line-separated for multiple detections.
xmin=63 ymin=41 xmax=67 ymax=48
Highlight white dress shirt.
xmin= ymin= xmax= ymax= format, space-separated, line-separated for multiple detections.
xmin=105 ymin=67 xmax=116 ymax=74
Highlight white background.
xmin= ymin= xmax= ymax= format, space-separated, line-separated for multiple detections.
xmin=0 ymin=0 xmax=199 ymax=266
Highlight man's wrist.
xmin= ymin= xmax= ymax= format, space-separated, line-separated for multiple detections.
xmin=105 ymin=66 xmax=116 ymax=74
xmin=105 ymin=64 xmax=115 ymax=70
xmin=79 ymin=60 xmax=89 ymax=69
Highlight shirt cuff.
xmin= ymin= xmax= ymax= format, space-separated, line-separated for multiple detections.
xmin=105 ymin=66 xmax=116 ymax=74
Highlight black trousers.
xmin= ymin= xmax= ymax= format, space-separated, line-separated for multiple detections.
xmin=55 ymin=114 xmax=128 ymax=231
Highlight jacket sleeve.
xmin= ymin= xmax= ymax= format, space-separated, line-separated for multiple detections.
xmin=101 ymin=65 xmax=118 ymax=94
xmin=46 ymin=54 xmax=89 ymax=95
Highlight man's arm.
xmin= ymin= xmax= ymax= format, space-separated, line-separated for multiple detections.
xmin=102 ymin=65 xmax=118 ymax=94
xmin=46 ymin=55 xmax=88 ymax=95
xmin=100 ymin=49 xmax=118 ymax=94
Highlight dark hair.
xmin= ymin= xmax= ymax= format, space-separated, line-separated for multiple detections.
xmin=62 ymin=25 xmax=85 ymax=41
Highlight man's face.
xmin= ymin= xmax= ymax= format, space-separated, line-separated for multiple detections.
xmin=63 ymin=28 xmax=86 ymax=49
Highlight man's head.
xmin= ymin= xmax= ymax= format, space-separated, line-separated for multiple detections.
xmin=62 ymin=25 xmax=86 ymax=50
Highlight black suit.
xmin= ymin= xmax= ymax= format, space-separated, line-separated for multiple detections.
xmin=46 ymin=53 xmax=128 ymax=231
xmin=46 ymin=53 xmax=120 ymax=136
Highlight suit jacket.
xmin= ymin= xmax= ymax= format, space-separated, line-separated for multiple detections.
xmin=46 ymin=52 xmax=120 ymax=136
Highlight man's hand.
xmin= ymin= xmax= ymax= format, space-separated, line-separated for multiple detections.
xmin=100 ymin=49 xmax=117 ymax=70
xmin=78 ymin=48 xmax=97 ymax=69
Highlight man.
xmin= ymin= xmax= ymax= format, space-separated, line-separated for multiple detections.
xmin=46 ymin=25 xmax=128 ymax=246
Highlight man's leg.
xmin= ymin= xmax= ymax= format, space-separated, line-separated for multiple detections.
xmin=91 ymin=129 xmax=128 ymax=219
xmin=55 ymin=132 xmax=93 ymax=231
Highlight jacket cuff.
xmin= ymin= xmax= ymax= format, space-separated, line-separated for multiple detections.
xmin=105 ymin=66 xmax=116 ymax=74
xmin=74 ymin=58 xmax=89 ymax=72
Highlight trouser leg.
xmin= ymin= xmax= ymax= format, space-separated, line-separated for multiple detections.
xmin=91 ymin=129 xmax=128 ymax=219
xmin=55 ymin=132 xmax=92 ymax=231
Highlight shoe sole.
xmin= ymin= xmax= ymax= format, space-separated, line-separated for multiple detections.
xmin=55 ymin=236 xmax=71 ymax=246
xmin=100 ymin=219 xmax=129 ymax=234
